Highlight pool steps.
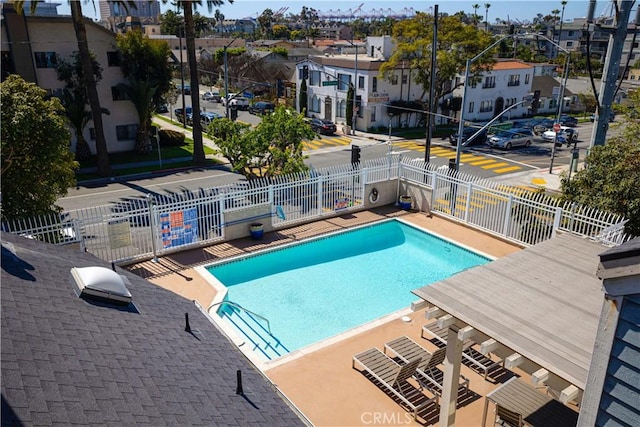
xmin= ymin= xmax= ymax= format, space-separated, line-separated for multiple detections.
xmin=217 ymin=303 xmax=289 ymax=360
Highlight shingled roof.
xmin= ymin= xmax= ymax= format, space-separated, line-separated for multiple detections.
xmin=1 ymin=233 xmax=305 ymax=426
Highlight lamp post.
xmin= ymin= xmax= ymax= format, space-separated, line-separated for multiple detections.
xmin=179 ymin=26 xmax=186 ymax=128
xmin=532 ymin=33 xmax=570 ymax=173
xmin=345 ymin=39 xmax=359 ymax=135
xmin=223 ymin=38 xmax=238 ymax=119
xmin=455 ymin=35 xmax=514 ymax=172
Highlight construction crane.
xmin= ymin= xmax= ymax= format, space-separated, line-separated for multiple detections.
xmin=353 ymin=3 xmax=364 ymax=19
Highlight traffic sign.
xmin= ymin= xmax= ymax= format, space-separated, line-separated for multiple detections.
xmin=553 ymin=123 xmax=561 ymax=132
xmin=322 ymin=80 xmax=338 ymax=87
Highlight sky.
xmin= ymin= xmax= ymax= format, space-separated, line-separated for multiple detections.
xmin=53 ymin=1 xmax=620 ymax=24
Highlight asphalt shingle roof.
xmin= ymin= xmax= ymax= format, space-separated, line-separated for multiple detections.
xmin=1 ymin=233 xmax=305 ymax=426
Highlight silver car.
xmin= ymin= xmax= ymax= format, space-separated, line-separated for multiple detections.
xmin=488 ymin=128 xmax=535 ymax=150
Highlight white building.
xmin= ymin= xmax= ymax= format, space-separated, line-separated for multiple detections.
xmin=1 ymin=5 xmax=138 ymax=154
xmin=452 ymin=60 xmax=534 ymax=123
xmin=296 ymin=36 xmax=425 ymax=133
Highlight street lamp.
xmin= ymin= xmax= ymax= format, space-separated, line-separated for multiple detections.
xmin=345 ymin=39 xmax=359 ymax=135
xmin=223 ymin=37 xmax=238 ymax=119
xmin=532 ymin=33 xmax=570 ymax=173
xmin=455 ymin=34 xmax=514 ymax=171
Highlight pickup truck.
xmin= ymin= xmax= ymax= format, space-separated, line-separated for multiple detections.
xmin=222 ymin=94 xmax=249 ymax=110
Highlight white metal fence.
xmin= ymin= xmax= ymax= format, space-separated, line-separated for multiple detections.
xmin=2 ymin=156 xmax=632 ymax=264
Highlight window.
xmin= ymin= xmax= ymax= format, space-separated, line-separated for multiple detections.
xmin=402 ymin=74 xmax=408 ymax=84
xmin=34 ymin=52 xmax=57 ymax=68
xmin=468 ymin=76 xmax=477 ymax=88
xmin=479 ymin=100 xmax=493 ymax=112
xmin=337 ymin=73 xmax=351 ymax=91
xmin=468 ymin=101 xmax=474 ymax=113
xmin=566 ymin=41 xmax=574 ymax=48
xmin=309 ymin=70 xmax=320 ymax=86
xmin=111 ymin=85 xmax=130 ymax=101
xmin=107 ymin=51 xmax=121 ymax=67
xmin=370 ymin=106 xmax=376 ymax=122
xmin=525 ymin=74 xmax=530 ymax=84
xmin=358 ymin=75 xmax=364 ymax=89
xmin=483 ymin=76 xmax=495 ymax=89
xmin=568 ymin=30 xmax=574 ymax=37
xmin=508 ymin=74 xmax=520 ymax=87
xmin=116 ymin=124 xmax=138 ymax=141
xmin=337 ymin=100 xmax=346 ymax=117
xmin=310 ymin=95 xmax=321 ymax=113
xmin=391 ymin=75 xmax=398 ymax=85
xmin=372 ymin=76 xmax=378 ymax=92
xmin=356 ymin=95 xmax=363 ymax=118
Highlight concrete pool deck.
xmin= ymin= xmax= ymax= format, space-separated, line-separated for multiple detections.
xmin=126 ymin=207 xmax=526 ymax=425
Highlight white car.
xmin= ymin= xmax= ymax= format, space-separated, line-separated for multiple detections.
xmin=542 ymin=126 xmax=579 ymax=146
xmin=221 ymin=94 xmax=250 ymax=110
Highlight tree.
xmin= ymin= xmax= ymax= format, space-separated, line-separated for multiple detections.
xmin=206 ymin=106 xmax=315 ymax=179
xmin=116 ymin=30 xmax=172 ymax=154
xmin=214 ymin=9 xmax=224 ymax=33
xmin=472 ymin=4 xmax=481 ymax=25
xmin=560 ymin=139 xmax=640 ymax=236
xmin=484 ymin=3 xmax=491 ymax=31
xmin=1 ymin=75 xmax=78 ymax=221
xmin=162 ymin=0 xmax=233 ymax=165
xmin=380 ymin=13 xmax=494 ymax=122
xmin=55 ymin=51 xmax=107 ymax=161
xmin=257 ymin=8 xmax=274 ymax=38
xmin=160 ymin=9 xmax=184 ymax=36
xmin=15 ymin=0 xmax=119 ymax=176
xmin=272 ymin=24 xmax=290 ymax=40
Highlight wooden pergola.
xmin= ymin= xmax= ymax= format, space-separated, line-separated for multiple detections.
xmin=413 ymin=233 xmax=605 ymax=426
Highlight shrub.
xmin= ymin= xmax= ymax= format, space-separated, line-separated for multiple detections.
xmin=158 ymin=129 xmax=185 ymax=147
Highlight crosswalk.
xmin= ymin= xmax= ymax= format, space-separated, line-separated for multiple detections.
xmin=303 ymin=134 xmax=353 ymax=150
xmin=432 ymin=183 xmax=542 ymax=215
xmin=303 ymin=136 xmax=526 ymax=175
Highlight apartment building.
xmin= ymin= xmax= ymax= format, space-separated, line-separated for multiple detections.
xmin=2 ymin=5 xmax=138 ymax=154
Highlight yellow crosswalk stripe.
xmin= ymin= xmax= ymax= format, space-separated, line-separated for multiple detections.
xmin=466 ymin=159 xmax=497 ymax=166
xmin=481 ymin=162 xmax=510 ymax=170
xmin=493 ymin=166 xmax=522 ymax=173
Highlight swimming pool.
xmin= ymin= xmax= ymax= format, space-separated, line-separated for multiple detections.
xmin=203 ymin=219 xmax=490 ymax=361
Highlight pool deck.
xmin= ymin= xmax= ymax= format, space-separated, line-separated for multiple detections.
xmin=126 ymin=207 xmax=528 ymax=426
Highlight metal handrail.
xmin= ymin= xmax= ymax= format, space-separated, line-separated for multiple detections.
xmin=208 ymin=300 xmax=272 ymax=335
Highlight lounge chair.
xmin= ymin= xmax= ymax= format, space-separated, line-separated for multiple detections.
xmin=422 ymin=320 xmax=503 ymax=380
xmin=384 ymin=336 xmax=469 ymax=396
xmin=352 ymin=347 xmax=438 ymax=420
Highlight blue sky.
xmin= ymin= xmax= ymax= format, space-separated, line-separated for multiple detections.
xmin=59 ymin=1 xmax=616 ymax=23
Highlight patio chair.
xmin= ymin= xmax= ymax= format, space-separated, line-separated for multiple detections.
xmin=352 ymin=347 xmax=438 ymax=420
xmin=422 ymin=320 xmax=503 ymax=380
xmin=384 ymin=336 xmax=469 ymax=396
xmin=495 ymin=404 xmax=524 ymax=427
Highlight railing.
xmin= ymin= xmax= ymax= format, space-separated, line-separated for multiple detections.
xmin=208 ymin=300 xmax=272 ymax=335
xmin=2 ymin=156 xmax=633 ymax=264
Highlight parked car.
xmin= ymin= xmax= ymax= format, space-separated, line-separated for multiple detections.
xmin=542 ymin=126 xmax=579 ymax=146
xmin=532 ymin=119 xmax=555 ymax=134
xmin=449 ymin=126 xmax=488 ymax=146
xmin=248 ymin=101 xmax=275 ymax=115
xmin=308 ymin=118 xmax=337 ymax=135
xmin=202 ymin=91 xmax=221 ymax=102
xmin=559 ymin=114 xmax=578 ymax=127
xmin=590 ymin=110 xmax=616 ymax=122
xmin=201 ymin=111 xmax=223 ymax=126
xmin=176 ymin=84 xmax=190 ymax=95
xmin=222 ymin=95 xmax=250 ymax=110
xmin=155 ymin=103 xmax=168 ymax=113
xmin=173 ymin=106 xmax=192 ymax=123
xmin=487 ymin=128 xmax=535 ymax=149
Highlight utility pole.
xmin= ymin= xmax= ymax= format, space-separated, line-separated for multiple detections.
xmin=425 ymin=4 xmax=438 ymax=163
xmin=590 ymin=0 xmax=633 ymax=147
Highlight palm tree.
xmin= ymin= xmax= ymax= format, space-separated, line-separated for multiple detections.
xmin=472 ymin=4 xmax=480 ymax=26
xmin=214 ymin=9 xmax=225 ymax=34
xmin=484 ymin=3 xmax=491 ymax=32
xmin=165 ymin=1 xmax=231 ymax=165
xmin=14 ymin=0 xmax=133 ymax=177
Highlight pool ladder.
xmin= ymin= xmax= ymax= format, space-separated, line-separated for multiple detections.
xmin=208 ymin=301 xmax=288 ymax=359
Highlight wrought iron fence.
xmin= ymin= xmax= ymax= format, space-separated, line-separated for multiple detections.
xmin=2 ymin=156 xmax=632 ymax=264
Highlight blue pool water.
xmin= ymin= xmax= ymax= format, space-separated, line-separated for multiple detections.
xmin=206 ymin=219 xmax=490 ymax=358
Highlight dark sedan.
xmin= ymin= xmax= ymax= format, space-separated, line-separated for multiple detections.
xmin=449 ymin=126 xmax=488 ymax=146
xmin=559 ymin=115 xmax=578 ymax=127
xmin=309 ymin=118 xmax=337 ymax=135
